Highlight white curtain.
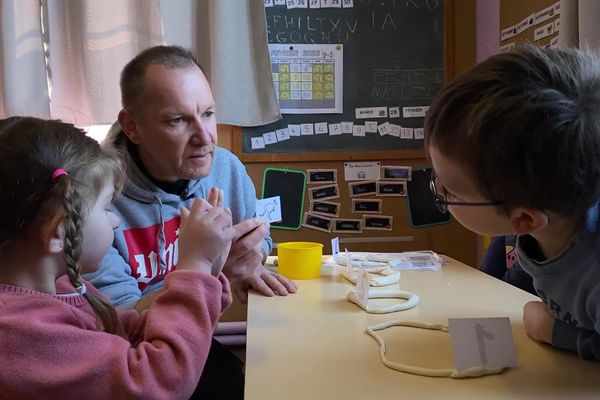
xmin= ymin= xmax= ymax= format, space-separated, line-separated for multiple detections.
xmin=194 ymin=0 xmax=281 ymax=126
xmin=0 ymin=0 xmax=280 ymax=127
xmin=0 ymin=0 xmax=50 ymax=118
xmin=45 ymin=0 xmax=163 ymax=125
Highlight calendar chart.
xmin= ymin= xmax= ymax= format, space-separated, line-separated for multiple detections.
xmin=270 ymin=44 xmax=343 ymax=114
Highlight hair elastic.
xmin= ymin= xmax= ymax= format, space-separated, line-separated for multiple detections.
xmin=51 ymin=168 xmax=68 ymax=182
xmin=75 ymin=284 xmax=87 ymax=296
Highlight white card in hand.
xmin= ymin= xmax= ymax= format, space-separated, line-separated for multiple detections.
xmin=256 ymin=196 xmax=282 ymax=223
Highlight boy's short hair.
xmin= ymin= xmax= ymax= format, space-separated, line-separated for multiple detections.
xmin=425 ymin=46 xmax=600 ymax=217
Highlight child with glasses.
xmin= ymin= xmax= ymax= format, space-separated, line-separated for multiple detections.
xmin=425 ymin=45 xmax=600 ymax=360
xmin=0 ymin=117 xmax=236 ymax=398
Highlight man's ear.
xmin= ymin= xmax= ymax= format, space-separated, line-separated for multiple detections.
xmin=41 ymin=213 xmax=66 ymax=254
xmin=509 ymin=208 xmax=549 ymax=235
xmin=118 ymin=109 xmax=142 ymax=144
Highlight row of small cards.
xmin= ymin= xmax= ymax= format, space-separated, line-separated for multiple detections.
xmin=265 ymin=0 xmax=354 ymax=9
xmin=303 ymin=212 xmax=393 ymax=233
xmin=309 ymin=198 xmax=389 ymax=216
xmin=308 ymin=165 xmax=411 ymax=183
xmin=251 ymin=123 xmax=424 ymax=149
xmin=310 ymin=181 xmax=406 ymax=201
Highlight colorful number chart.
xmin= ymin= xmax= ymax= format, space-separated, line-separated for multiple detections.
xmin=270 ymin=44 xmax=343 ymax=114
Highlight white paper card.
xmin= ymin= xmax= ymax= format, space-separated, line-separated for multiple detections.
xmin=276 ymin=128 xmax=291 ymax=142
xmin=344 ymin=161 xmax=381 ymax=181
xmin=331 ymin=237 xmax=340 ymax=258
xmin=301 ymin=123 xmax=315 ymax=135
xmin=342 ymin=0 xmax=353 ymax=7
xmin=403 ymin=106 xmax=430 ymax=118
xmin=534 ymin=4 xmax=556 ymax=25
xmin=355 ymin=106 xmax=388 ymax=119
xmin=377 ymin=122 xmax=390 ymax=136
xmin=315 ymin=122 xmax=329 ymax=135
xmin=341 ymin=121 xmax=354 ymax=134
xmin=500 ymin=42 xmax=516 ymax=53
xmin=264 ymin=0 xmax=274 ymax=7
xmin=287 ymin=0 xmax=308 ymax=8
xmin=365 ymin=121 xmax=378 ymax=133
xmin=448 ymin=317 xmax=518 ymax=371
xmin=263 ymin=131 xmax=278 ymax=145
xmin=389 ymin=106 xmax=400 ymax=118
xmin=288 ymin=124 xmax=301 ymax=137
xmin=309 ymin=0 xmax=320 ymax=7
xmin=256 ymin=196 xmax=282 ymax=223
xmin=389 ymin=124 xmax=401 ymax=137
xmin=329 ymin=123 xmax=342 ymax=136
xmin=275 ymin=0 xmax=286 ymax=4
xmin=251 ymin=137 xmax=265 ymax=149
xmin=501 ymin=25 xmax=517 ymax=41
xmin=414 ymin=127 xmax=425 ymax=140
xmin=516 ymin=13 xmax=534 ymax=35
xmin=534 ymin=21 xmax=554 ymax=41
xmin=352 ymin=125 xmax=366 ymax=137
xmin=400 ymin=127 xmax=414 ymax=139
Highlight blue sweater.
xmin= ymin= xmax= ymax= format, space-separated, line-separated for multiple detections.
xmin=84 ymin=129 xmax=272 ymax=307
xmin=517 ymin=203 xmax=600 ymax=360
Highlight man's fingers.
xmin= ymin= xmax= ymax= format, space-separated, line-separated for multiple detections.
xmin=217 ymin=188 xmax=223 ymax=207
xmin=273 ymin=273 xmax=298 ymax=293
xmin=247 ymin=276 xmax=276 ymax=297
xmin=179 ymin=207 xmax=190 ymax=230
xmin=233 ymin=218 xmax=266 ymax=240
xmin=207 ymin=187 xmax=219 ymax=207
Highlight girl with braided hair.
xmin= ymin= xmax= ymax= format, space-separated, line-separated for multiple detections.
xmin=0 ymin=117 xmax=236 ymax=399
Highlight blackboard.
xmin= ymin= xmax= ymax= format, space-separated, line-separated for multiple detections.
xmin=242 ymin=0 xmax=445 ymax=154
xmin=261 ymin=167 xmax=307 ymax=230
xmin=406 ymin=166 xmax=451 ymax=227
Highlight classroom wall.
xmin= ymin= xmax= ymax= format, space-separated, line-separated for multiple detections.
xmin=218 ymin=0 xmax=480 ymax=268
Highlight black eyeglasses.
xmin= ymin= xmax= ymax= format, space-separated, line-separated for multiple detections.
xmin=429 ymin=170 xmax=504 ymax=213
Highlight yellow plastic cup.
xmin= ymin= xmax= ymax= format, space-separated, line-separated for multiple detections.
xmin=277 ymin=242 xmax=323 ymax=279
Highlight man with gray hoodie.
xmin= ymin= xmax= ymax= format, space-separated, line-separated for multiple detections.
xmin=85 ymin=45 xmax=297 ymax=308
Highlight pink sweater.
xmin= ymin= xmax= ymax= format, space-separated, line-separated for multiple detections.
xmin=0 ymin=270 xmax=232 ymax=400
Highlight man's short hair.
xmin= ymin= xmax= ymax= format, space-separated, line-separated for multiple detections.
xmin=120 ymin=45 xmax=203 ymax=111
xmin=425 ymin=45 xmax=600 ymax=217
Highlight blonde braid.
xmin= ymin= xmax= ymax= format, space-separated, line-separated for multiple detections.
xmin=57 ymin=175 xmax=119 ymax=334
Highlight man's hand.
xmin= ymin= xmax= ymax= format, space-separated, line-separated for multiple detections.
xmin=223 ymin=219 xmax=298 ymax=303
xmin=523 ymin=300 xmax=555 ymax=344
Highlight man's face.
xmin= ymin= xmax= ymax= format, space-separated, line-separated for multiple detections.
xmin=428 ymin=145 xmax=514 ymax=236
xmin=125 ymin=65 xmax=218 ymax=182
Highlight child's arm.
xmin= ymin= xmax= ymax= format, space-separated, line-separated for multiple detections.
xmin=2 ymin=271 xmax=229 ymax=399
xmin=523 ymin=301 xmax=600 ymax=360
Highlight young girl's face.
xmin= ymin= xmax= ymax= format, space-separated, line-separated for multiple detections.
xmin=78 ymin=180 xmax=120 ymax=274
xmin=428 ymin=145 xmax=514 ymax=236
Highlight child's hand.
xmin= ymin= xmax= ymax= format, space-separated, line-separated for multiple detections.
xmin=523 ymin=300 xmax=555 ymax=344
xmin=178 ymin=198 xmax=236 ymax=276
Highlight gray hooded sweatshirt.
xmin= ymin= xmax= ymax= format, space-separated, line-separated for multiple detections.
xmin=84 ymin=126 xmax=272 ymax=307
